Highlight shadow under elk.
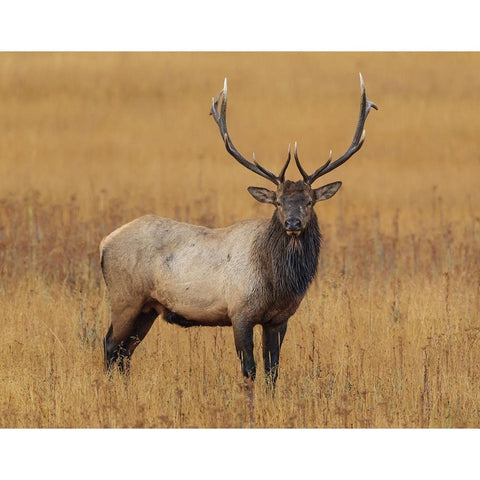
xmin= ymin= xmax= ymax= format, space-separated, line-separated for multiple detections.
xmin=101 ymin=74 xmax=377 ymax=387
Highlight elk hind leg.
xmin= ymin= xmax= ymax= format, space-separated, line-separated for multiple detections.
xmin=104 ymin=306 xmax=158 ymax=374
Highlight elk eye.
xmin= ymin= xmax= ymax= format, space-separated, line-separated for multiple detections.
xmin=307 ymin=201 xmax=313 ymax=207
xmin=275 ymin=200 xmax=281 ymax=207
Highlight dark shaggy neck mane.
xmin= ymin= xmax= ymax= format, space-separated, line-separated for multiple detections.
xmin=254 ymin=213 xmax=321 ymax=300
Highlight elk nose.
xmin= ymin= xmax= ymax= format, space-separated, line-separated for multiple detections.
xmin=285 ymin=217 xmax=302 ymax=231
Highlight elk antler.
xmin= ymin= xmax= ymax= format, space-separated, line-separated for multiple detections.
xmin=295 ymin=73 xmax=378 ymax=185
xmin=210 ymin=78 xmax=291 ymax=186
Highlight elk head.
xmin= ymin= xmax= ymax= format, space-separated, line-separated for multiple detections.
xmin=210 ymin=75 xmax=377 ymax=237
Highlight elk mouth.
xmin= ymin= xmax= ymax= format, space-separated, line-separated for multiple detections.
xmin=286 ymin=229 xmax=302 ymax=237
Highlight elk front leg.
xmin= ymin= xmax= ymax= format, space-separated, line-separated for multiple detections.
xmin=262 ymin=322 xmax=288 ymax=387
xmin=232 ymin=320 xmax=256 ymax=381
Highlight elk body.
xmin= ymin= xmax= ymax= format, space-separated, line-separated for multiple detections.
xmin=101 ymin=74 xmax=377 ymax=386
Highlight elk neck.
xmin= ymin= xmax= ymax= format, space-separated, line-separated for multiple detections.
xmin=253 ymin=211 xmax=321 ymax=300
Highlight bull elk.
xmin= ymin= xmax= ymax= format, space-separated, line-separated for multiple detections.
xmin=101 ymin=74 xmax=377 ymax=387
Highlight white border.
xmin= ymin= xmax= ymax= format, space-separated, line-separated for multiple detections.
xmin=1 ymin=429 xmax=478 ymax=478
xmin=1 ymin=2 xmax=478 ymax=479
xmin=0 ymin=0 xmax=478 ymax=51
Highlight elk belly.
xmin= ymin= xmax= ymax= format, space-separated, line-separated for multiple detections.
xmin=149 ymin=272 xmax=230 ymax=324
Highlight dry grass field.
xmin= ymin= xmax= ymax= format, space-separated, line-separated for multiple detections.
xmin=0 ymin=52 xmax=479 ymax=428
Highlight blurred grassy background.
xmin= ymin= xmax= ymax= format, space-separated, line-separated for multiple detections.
xmin=0 ymin=53 xmax=479 ymax=427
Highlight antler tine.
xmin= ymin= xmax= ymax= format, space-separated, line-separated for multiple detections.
xmin=304 ymin=150 xmax=333 ymax=184
xmin=252 ymin=152 xmax=277 ymax=179
xmin=277 ymin=143 xmax=292 ymax=183
xmin=293 ymin=141 xmax=310 ymax=182
xmin=210 ymin=78 xmax=280 ymax=186
xmin=306 ymin=73 xmax=378 ymax=184
xmin=253 ymin=147 xmax=291 ymax=184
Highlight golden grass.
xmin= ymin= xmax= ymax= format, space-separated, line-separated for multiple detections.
xmin=0 ymin=52 xmax=479 ymax=428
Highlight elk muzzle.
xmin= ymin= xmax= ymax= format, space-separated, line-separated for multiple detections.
xmin=285 ymin=217 xmax=302 ymax=236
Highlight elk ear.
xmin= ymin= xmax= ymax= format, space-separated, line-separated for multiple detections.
xmin=313 ymin=181 xmax=342 ymax=203
xmin=247 ymin=186 xmax=276 ymax=205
